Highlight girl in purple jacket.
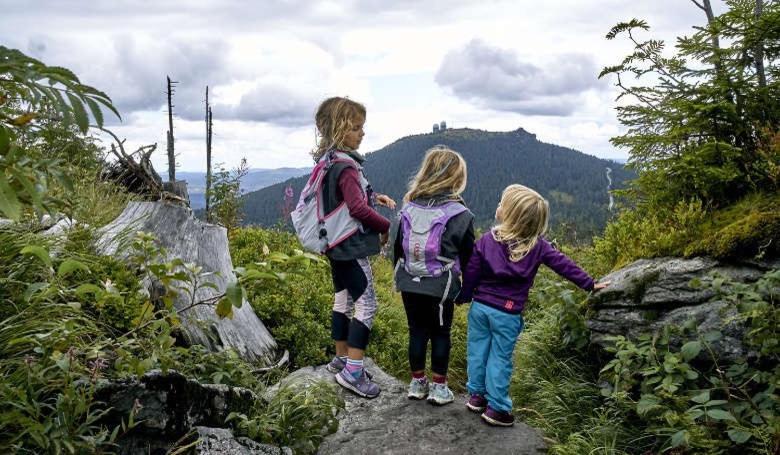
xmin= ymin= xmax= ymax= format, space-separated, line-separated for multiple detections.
xmin=457 ymin=184 xmax=609 ymax=427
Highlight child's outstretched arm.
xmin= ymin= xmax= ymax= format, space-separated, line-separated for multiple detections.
xmin=456 ymin=238 xmax=482 ymax=304
xmin=540 ymin=238 xmax=595 ymax=291
xmin=338 ymin=167 xmax=390 ymax=233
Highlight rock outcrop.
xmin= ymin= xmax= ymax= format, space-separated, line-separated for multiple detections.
xmin=269 ymin=359 xmax=547 ymax=455
xmin=95 ymin=370 xmax=287 ymax=454
xmin=97 ymin=201 xmax=278 ymax=365
xmin=587 ymin=256 xmax=779 ymax=361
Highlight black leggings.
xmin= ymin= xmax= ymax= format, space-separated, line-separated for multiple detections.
xmin=402 ymin=292 xmax=455 ymax=376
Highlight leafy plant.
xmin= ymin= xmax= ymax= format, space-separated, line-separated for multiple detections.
xmin=228 ymin=378 xmax=343 ymax=454
xmin=209 ymin=158 xmax=249 ymax=233
xmin=0 ymin=46 xmax=119 ymax=221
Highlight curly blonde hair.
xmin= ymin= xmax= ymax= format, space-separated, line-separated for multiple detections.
xmin=404 ymin=145 xmax=467 ymax=202
xmin=311 ymin=97 xmax=366 ymax=161
xmin=492 ymin=184 xmax=549 ymax=262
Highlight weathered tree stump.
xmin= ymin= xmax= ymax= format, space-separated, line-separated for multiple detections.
xmin=98 ymin=201 xmax=278 ymax=365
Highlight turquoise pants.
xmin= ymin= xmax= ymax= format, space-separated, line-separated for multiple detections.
xmin=466 ymin=301 xmax=525 ymax=412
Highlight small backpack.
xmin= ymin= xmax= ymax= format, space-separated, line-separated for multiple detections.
xmin=395 ymin=200 xmax=468 ymax=325
xmin=291 ymin=151 xmax=364 ymax=254
xmin=397 ymin=200 xmax=468 ymax=278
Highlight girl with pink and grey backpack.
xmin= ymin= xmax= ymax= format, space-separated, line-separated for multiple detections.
xmin=392 ymin=145 xmax=475 ymax=405
xmin=293 ymin=97 xmax=396 ymax=399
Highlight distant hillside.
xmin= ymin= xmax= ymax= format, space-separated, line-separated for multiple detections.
xmin=241 ymin=128 xmax=635 ymax=239
xmin=174 ymin=168 xmax=310 ymax=209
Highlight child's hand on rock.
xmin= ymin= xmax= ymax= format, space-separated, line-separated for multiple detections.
xmin=593 ymin=281 xmax=611 ymax=291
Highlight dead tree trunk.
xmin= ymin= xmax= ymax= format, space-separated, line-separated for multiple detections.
xmin=205 ymin=86 xmax=213 ymax=222
xmin=98 ymin=201 xmax=278 ymax=365
xmin=166 ymin=76 xmax=177 ymax=183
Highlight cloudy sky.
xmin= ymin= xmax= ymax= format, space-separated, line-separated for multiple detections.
xmin=1 ymin=0 xmax=724 ymax=172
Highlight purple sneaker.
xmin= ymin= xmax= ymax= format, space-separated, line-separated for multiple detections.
xmin=325 ymin=356 xmax=373 ymax=379
xmin=325 ymin=356 xmax=346 ymax=373
xmin=481 ymin=406 xmax=515 ymax=427
xmin=466 ymin=394 xmax=487 ymax=413
xmin=335 ymin=368 xmax=381 ymax=399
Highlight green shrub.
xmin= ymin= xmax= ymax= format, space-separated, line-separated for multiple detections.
xmin=228 ymin=379 xmax=343 ymax=454
xmin=593 ymin=191 xmax=780 ymax=271
xmin=231 ymin=227 xmax=334 ymax=367
xmin=687 ymin=192 xmax=780 ymax=260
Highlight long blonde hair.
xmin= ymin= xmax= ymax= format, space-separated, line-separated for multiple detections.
xmin=492 ymin=184 xmax=549 ymax=262
xmin=404 ymin=145 xmax=467 ymax=202
xmin=312 ymin=97 xmax=366 ymax=161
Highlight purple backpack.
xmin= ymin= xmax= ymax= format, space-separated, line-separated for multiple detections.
xmin=395 ymin=200 xmax=467 ymax=325
xmin=397 ymin=200 xmax=467 ymax=278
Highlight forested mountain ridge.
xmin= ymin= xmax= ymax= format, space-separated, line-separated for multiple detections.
xmin=242 ymin=127 xmax=634 ymax=239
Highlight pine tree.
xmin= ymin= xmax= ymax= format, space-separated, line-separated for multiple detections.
xmin=599 ymin=0 xmax=780 ymax=207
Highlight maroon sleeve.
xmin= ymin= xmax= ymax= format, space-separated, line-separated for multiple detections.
xmin=338 ymin=167 xmax=390 ymax=233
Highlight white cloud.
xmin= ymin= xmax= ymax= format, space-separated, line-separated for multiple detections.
xmin=435 ymin=39 xmax=606 ymax=116
xmin=0 ymin=0 xmax=722 ymax=170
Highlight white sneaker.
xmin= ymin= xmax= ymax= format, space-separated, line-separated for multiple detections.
xmin=427 ymin=382 xmax=454 ymax=405
xmin=407 ymin=377 xmax=429 ymax=400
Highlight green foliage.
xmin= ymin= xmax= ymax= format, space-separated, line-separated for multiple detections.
xmin=228 ymin=379 xmax=343 ymax=454
xmin=230 ymin=227 xmax=334 ymax=367
xmin=209 ymin=157 xmax=249 ymax=233
xmin=510 ymin=274 xmax=641 ymax=454
xmin=601 ymin=3 xmax=780 ymax=207
xmin=0 ymin=46 xmax=119 ymax=221
xmin=594 ymin=191 xmax=780 ymax=269
xmin=598 ymin=269 xmax=780 ymax=453
xmin=593 ymin=199 xmax=708 ymax=269
xmin=688 ymin=192 xmax=780 ymax=260
xmin=0 ymin=227 xmax=267 ymax=452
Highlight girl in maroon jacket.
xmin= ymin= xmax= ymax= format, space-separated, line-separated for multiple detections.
xmin=312 ymin=97 xmax=396 ymax=398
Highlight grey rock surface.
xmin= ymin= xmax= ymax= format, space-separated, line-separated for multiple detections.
xmin=192 ymin=427 xmax=292 ymax=455
xmin=97 ymin=201 xmax=278 ymax=364
xmin=588 ymin=257 xmax=778 ymax=361
xmin=270 ymin=359 xmax=547 ymax=455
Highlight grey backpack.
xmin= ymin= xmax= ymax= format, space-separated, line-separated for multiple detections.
xmin=291 ymin=151 xmax=366 ymax=254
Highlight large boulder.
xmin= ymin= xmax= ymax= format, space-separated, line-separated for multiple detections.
xmin=98 ymin=201 xmax=278 ymax=365
xmin=587 ymin=257 xmax=779 ymax=361
xmin=94 ymin=370 xmax=288 ymax=455
xmin=268 ymin=358 xmax=547 ymax=455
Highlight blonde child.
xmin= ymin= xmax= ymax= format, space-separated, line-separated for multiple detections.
xmin=457 ymin=184 xmax=609 ymax=426
xmin=393 ymin=146 xmax=475 ymax=405
xmin=313 ymin=97 xmax=396 ymax=398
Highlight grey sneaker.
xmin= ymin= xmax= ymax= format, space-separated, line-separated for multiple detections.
xmin=407 ymin=377 xmax=429 ymax=400
xmin=326 ymin=356 xmax=346 ymax=373
xmin=427 ymin=382 xmax=455 ymax=405
xmin=335 ymin=368 xmax=381 ymax=399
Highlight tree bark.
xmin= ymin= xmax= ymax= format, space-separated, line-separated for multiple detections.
xmin=205 ymin=86 xmax=213 ymax=222
xmin=755 ymin=0 xmax=767 ymax=90
xmin=167 ymin=76 xmax=176 ymax=182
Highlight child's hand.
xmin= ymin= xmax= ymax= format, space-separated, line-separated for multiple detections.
xmin=375 ymin=194 xmax=397 ymax=210
xmin=593 ymin=281 xmax=611 ymax=291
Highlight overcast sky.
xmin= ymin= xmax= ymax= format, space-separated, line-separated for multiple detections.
xmin=0 ymin=0 xmax=724 ymax=172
